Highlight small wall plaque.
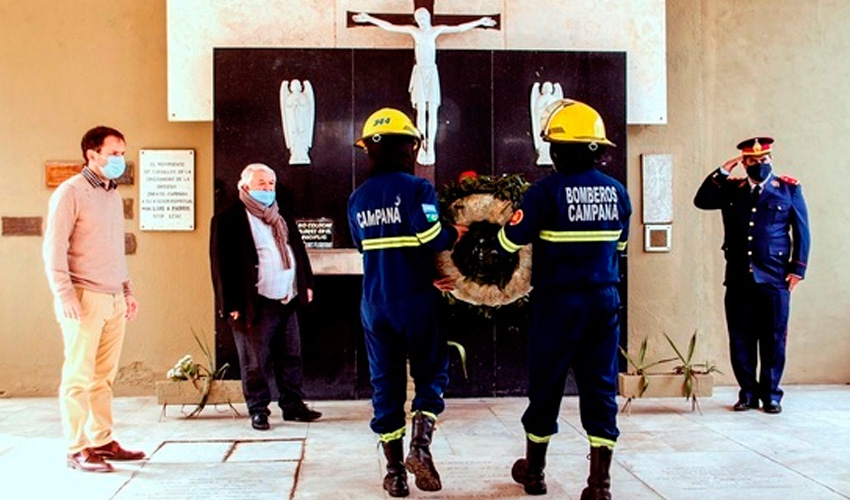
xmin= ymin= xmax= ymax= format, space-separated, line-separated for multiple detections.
xmin=641 ymin=154 xmax=673 ymax=224
xmin=123 ymin=198 xmax=134 ymax=220
xmin=644 ymin=224 xmax=672 ymax=253
xmin=2 ymin=217 xmax=43 ymax=236
xmin=125 ymin=233 xmax=137 ymax=255
xmin=296 ymin=218 xmax=334 ymax=249
xmin=45 ymin=161 xmax=82 ymax=187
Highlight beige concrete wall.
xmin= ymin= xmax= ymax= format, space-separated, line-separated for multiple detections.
xmin=0 ymin=0 xmax=847 ymax=396
xmin=629 ymin=0 xmax=850 ymax=385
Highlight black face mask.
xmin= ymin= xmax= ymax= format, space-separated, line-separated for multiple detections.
xmin=746 ymin=162 xmax=772 ymax=182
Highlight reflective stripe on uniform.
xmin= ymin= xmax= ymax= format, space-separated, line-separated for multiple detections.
xmin=361 ymin=222 xmax=443 ymax=251
xmin=588 ymin=435 xmax=616 ymax=449
xmin=539 ymin=229 xmax=622 ymax=243
xmin=414 ymin=410 xmax=439 ymax=422
xmin=526 ymin=432 xmax=552 ymax=444
xmin=416 ymin=221 xmax=442 ymax=244
xmin=378 ymin=426 xmax=407 ymax=443
xmin=617 ymin=241 xmax=628 ymax=251
xmin=362 ymin=235 xmax=420 ymax=251
xmin=498 ymin=227 xmax=522 ymax=253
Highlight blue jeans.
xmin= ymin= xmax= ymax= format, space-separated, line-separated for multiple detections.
xmin=361 ymin=292 xmax=448 ymax=435
xmin=230 ymin=296 xmax=306 ymax=416
xmin=522 ymin=286 xmax=621 ymax=442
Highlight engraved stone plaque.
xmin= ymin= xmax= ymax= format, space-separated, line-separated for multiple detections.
xmin=45 ymin=161 xmax=82 ymax=187
xmin=641 ymin=153 xmax=673 ymax=224
xmin=2 ymin=217 xmax=42 ymax=236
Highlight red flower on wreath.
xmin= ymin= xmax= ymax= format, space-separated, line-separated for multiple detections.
xmin=458 ymin=170 xmax=478 ymax=182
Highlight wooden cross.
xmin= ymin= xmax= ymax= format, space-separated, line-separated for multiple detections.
xmin=347 ymin=0 xmax=501 ymax=30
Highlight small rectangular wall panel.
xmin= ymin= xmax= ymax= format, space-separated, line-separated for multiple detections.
xmin=644 ymin=224 xmax=671 ymax=253
xmin=168 ymin=0 xmax=665 ymax=123
xmin=139 ymin=150 xmax=195 ymax=231
xmin=45 ymin=161 xmax=82 ymax=187
xmin=641 ymin=153 xmax=673 ymax=224
xmin=2 ymin=217 xmax=42 ymax=236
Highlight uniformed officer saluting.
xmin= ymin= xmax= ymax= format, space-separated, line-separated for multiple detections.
xmin=499 ymin=99 xmax=631 ymax=499
xmin=694 ymin=137 xmax=810 ymax=414
xmin=348 ymin=108 xmax=464 ymax=497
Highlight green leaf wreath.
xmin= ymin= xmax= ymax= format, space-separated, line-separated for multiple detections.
xmin=437 ymin=171 xmax=533 ymax=316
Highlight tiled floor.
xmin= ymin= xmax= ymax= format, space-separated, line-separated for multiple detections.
xmin=1 ymin=386 xmax=849 ymax=499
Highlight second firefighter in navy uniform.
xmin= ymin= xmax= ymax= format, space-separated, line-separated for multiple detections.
xmin=348 ymin=108 xmax=464 ymax=497
xmin=694 ymin=137 xmax=810 ymax=414
xmin=499 ymin=100 xmax=631 ymax=499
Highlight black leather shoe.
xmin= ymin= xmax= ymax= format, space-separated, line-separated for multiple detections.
xmin=733 ymin=399 xmax=759 ymax=411
xmin=764 ymin=401 xmax=782 ymax=414
xmin=283 ymin=403 xmax=322 ymax=422
xmin=251 ymin=413 xmax=270 ymax=430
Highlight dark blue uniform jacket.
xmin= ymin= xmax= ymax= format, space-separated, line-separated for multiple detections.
xmin=498 ymin=169 xmax=631 ymax=290
xmin=348 ymin=171 xmax=457 ymax=306
xmin=694 ymin=168 xmax=810 ymax=286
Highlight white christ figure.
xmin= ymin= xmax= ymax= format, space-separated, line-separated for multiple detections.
xmin=354 ymin=8 xmax=496 ymax=165
xmin=280 ymin=79 xmax=315 ymax=165
xmin=530 ymin=81 xmax=564 ymax=165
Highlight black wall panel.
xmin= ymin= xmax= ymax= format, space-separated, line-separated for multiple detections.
xmin=214 ymin=48 xmax=627 ymax=399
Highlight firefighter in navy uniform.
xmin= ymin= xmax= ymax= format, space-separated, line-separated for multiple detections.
xmin=499 ymin=99 xmax=631 ymax=499
xmin=347 ymin=108 xmax=463 ymax=497
xmin=694 ymin=137 xmax=810 ymax=414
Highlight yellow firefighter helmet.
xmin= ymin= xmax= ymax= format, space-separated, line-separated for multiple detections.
xmin=355 ymin=108 xmax=422 ymax=149
xmin=541 ymin=99 xmax=616 ymax=147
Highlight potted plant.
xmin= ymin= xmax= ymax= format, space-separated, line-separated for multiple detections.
xmin=155 ymin=328 xmax=243 ymax=417
xmin=618 ymin=331 xmax=720 ymax=412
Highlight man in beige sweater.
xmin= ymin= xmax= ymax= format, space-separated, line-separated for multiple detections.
xmin=43 ymin=126 xmax=145 ymax=473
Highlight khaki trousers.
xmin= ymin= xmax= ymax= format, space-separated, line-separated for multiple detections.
xmin=57 ymin=288 xmax=126 ymax=453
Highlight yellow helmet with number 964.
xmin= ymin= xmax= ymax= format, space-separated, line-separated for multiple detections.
xmin=355 ymin=108 xmax=422 ymax=149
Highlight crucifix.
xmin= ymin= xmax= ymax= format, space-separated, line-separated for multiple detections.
xmin=348 ymin=1 xmax=501 ymax=166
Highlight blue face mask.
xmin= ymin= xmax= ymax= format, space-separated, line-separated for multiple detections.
xmin=746 ymin=162 xmax=772 ymax=183
xmin=249 ymin=190 xmax=276 ymax=207
xmin=101 ymin=155 xmax=126 ymax=180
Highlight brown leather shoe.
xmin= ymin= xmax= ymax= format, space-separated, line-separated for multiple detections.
xmin=91 ymin=440 xmax=146 ymax=461
xmin=67 ymin=449 xmax=115 ymax=473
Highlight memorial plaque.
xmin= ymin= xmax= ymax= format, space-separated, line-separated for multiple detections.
xmin=45 ymin=161 xmax=82 ymax=187
xmin=125 ymin=233 xmax=137 ymax=255
xmin=641 ymin=153 xmax=673 ymax=224
xmin=2 ymin=217 xmax=42 ymax=236
xmin=296 ymin=218 xmax=334 ymax=249
xmin=123 ymin=198 xmax=134 ymax=220
xmin=140 ymin=149 xmax=195 ymax=231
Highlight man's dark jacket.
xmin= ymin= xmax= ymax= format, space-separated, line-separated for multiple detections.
xmin=210 ymin=197 xmax=314 ymax=324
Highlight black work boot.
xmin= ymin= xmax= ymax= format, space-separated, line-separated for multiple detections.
xmin=381 ymin=438 xmax=409 ymax=497
xmin=511 ymin=438 xmax=548 ymax=495
xmin=580 ymin=446 xmax=613 ymax=500
xmin=404 ymin=411 xmax=442 ymax=491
